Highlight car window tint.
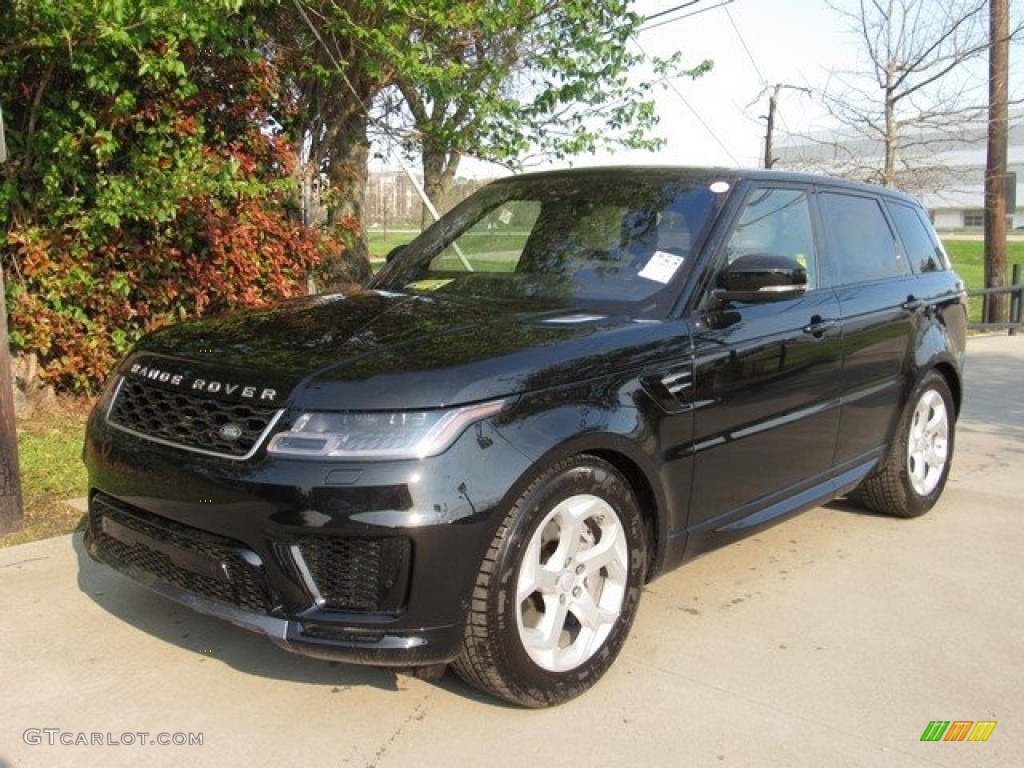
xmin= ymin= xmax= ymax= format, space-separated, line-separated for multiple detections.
xmin=431 ymin=201 xmax=542 ymax=272
xmin=385 ymin=176 xmax=722 ymax=313
xmin=820 ymin=192 xmax=909 ymax=283
xmin=520 ymin=200 xmax=633 ymax=275
xmin=887 ymin=201 xmax=950 ymax=273
xmin=725 ymin=188 xmax=820 ymax=287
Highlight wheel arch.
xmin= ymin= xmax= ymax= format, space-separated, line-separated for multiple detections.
xmin=586 ymin=447 xmax=662 ymax=583
xmin=932 ymin=360 xmax=962 ymax=418
xmin=911 ymin=309 xmax=965 ymax=419
xmin=499 ymin=432 xmax=670 ymax=584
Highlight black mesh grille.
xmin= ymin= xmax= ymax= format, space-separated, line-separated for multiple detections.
xmin=90 ymin=495 xmax=272 ymax=614
xmin=295 ymin=536 xmax=411 ymax=613
xmin=107 ymin=377 xmax=280 ymax=458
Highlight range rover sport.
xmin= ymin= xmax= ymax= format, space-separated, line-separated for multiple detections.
xmin=84 ymin=167 xmax=967 ymax=707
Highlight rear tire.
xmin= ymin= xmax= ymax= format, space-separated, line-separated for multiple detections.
xmin=452 ymin=455 xmax=646 ymax=707
xmin=854 ymin=370 xmax=955 ymax=518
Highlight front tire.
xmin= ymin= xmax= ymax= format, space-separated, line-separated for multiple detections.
xmin=854 ymin=370 xmax=955 ymax=518
xmin=452 ymin=455 xmax=647 ymax=707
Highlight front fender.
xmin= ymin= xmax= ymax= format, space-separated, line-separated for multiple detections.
xmin=492 ymin=385 xmax=688 ymax=580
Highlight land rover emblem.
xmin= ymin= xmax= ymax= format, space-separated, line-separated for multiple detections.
xmin=218 ymin=423 xmax=244 ymax=442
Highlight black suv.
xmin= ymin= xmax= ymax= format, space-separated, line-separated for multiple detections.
xmin=84 ymin=168 xmax=967 ymax=707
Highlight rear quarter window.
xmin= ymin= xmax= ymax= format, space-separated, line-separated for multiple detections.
xmin=886 ymin=200 xmax=951 ymax=273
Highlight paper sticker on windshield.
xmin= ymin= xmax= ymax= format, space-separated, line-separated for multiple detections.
xmin=637 ymin=251 xmax=685 ymax=284
xmin=406 ymin=278 xmax=454 ymax=292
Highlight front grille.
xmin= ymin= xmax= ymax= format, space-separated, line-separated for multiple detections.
xmin=107 ymin=377 xmax=282 ymax=459
xmin=294 ymin=536 xmax=411 ymax=613
xmin=90 ymin=494 xmax=272 ymax=614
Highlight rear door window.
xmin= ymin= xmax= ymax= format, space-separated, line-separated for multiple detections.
xmin=820 ymin=192 xmax=910 ymax=284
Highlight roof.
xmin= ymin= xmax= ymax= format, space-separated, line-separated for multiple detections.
xmin=496 ymin=165 xmax=922 ymax=204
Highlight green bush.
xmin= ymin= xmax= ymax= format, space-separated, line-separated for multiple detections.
xmin=1 ymin=0 xmax=364 ymax=392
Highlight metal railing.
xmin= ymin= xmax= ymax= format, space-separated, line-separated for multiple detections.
xmin=968 ymin=263 xmax=1023 ymax=335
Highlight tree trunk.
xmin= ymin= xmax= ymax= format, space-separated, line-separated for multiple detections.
xmin=420 ymin=138 xmax=461 ymax=229
xmin=883 ymin=69 xmax=898 ymax=187
xmin=984 ymin=0 xmax=1009 ymax=323
xmin=318 ymin=105 xmax=372 ymax=290
xmin=0 ymin=266 xmax=24 ymax=534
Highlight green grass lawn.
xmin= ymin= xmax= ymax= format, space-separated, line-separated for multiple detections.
xmin=1 ymin=401 xmax=90 ymax=547
xmin=368 ymin=228 xmax=531 ymax=272
xmin=942 ymin=238 xmax=1024 ymax=324
xmin=367 ymin=228 xmax=422 ymax=263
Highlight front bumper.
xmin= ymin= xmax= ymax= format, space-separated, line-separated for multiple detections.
xmin=83 ymin=406 xmax=533 ymax=666
xmin=84 ymin=497 xmax=464 ymax=665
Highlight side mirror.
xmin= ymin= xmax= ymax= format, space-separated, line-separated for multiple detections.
xmin=714 ymin=254 xmax=807 ymax=304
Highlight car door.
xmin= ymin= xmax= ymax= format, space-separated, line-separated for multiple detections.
xmin=818 ymin=190 xmax=919 ymax=468
xmin=685 ymin=184 xmax=844 ymax=538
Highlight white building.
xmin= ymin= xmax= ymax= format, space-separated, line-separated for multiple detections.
xmin=365 ymin=170 xmax=424 ymax=227
xmin=776 ymin=115 xmax=1023 ymax=231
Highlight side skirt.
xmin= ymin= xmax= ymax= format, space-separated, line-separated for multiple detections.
xmin=669 ymin=449 xmax=884 ymax=563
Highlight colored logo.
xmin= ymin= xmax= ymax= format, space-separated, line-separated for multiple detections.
xmin=921 ymin=721 xmax=997 ymax=742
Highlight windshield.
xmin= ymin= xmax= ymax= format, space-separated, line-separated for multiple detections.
xmin=371 ymin=172 xmax=727 ymax=317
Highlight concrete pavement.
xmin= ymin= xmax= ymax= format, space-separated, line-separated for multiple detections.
xmin=1 ymin=334 xmax=1022 ymax=767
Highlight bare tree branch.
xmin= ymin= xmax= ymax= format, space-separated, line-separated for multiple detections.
xmin=805 ymin=0 xmax=1014 ymax=189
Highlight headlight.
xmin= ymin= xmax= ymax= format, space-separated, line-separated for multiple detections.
xmin=265 ymin=400 xmax=506 ymax=460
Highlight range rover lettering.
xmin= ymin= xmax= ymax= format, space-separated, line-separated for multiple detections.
xmin=84 ymin=168 xmax=967 ymax=707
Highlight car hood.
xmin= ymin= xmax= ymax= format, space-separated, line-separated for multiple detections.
xmin=126 ymin=290 xmax=678 ymax=410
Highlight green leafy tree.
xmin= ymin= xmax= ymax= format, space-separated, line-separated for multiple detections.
xmin=1 ymin=0 xmax=357 ymax=391
xmin=268 ymin=0 xmax=706 ymax=262
xmin=262 ymin=0 xmax=402 ymax=275
xmin=385 ymin=0 xmax=711 ymax=212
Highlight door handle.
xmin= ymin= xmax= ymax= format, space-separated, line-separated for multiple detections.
xmin=802 ymin=315 xmax=837 ymax=337
xmin=902 ymin=295 xmax=924 ymax=312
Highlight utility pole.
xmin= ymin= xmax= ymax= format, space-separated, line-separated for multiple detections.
xmin=762 ymin=84 xmax=809 ymax=169
xmin=764 ymin=84 xmax=781 ymax=168
xmin=0 ymin=268 xmax=21 ymax=534
xmin=0 ymin=103 xmax=24 ymax=533
xmin=984 ymin=0 xmax=1009 ymax=323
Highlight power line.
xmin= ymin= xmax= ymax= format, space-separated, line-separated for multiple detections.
xmin=293 ymin=0 xmax=744 ymax=178
xmin=644 ymin=1 xmax=704 ymax=24
xmin=722 ymin=3 xmax=795 ymax=140
xmin=719 ymin=6 xmax=812 ymax=151
xmin=289 ymin=0 xmax=402 ymax=135
xmin=723 ymin=3 xmax=766 ymax=86
xmin=639 ymin=0 xmax=734 ymax=33
xmin=665 ymin=77 xmax=742 ymax=165
xmin=629 ymin=33 xmax=741 ymax=165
